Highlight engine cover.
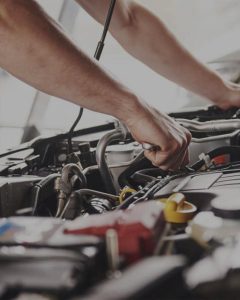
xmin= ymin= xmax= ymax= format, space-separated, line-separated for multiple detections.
xmin=153 ymin=163 xmax=240 ymax=211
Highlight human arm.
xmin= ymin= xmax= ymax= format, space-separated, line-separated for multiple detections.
xmin=0 ymin=0 xmax=191 ymax=170
xmin=77 ymin=0 xmax=240 ymax=109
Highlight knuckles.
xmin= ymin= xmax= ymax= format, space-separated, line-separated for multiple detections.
xmin=142 ymin=120 xmax=192 ymax=170
xmin=185 ymin=130 xmax=192 ymax=143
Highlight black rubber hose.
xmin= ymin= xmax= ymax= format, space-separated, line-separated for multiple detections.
xmin=31 ymin=173 xmax=60 ymax=216
xmin=118 ymin=152 xmax=154 ymax=188
xmin=96 ymin=129 xmax=125 ymax=195
xmin=131 ymin=168 xmax=167 ymax=185
xmin=61 ymin=163 xmax=87 ymax=192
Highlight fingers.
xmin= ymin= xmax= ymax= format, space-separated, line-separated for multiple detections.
xmin=144 ymin=150 xmax=172 ymax=170
xmin=126 ymin=104 xmax=192 ymax=171
xmin=169 ymin=129 xmax=191 ymax=170
xmin=211 ymin=81 xmax=240 ymax=109
xmin=180 ymin=149 xmax=190 ymax=169
xmin=177 ymin=129 xmax=191 ymax=169
xmin=144 ymin=128 xmax=191 ymax=171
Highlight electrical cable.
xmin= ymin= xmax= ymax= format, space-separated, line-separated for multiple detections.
xmin=117 ymin=179 xmax=159 ymax=210
xmin=190 ymin=146 xmax=240 ymax=171
xmin=131 ymin=168 xmax=167 ymax=185
xmin=117 ymin=169 xmax=195 ymax=210
xmin=67 ymin=107 xmax=83 ymax=154
xmin=67 ymin=0 xmax=117 ymax=154
xmin=94 ymin=0 xmax=117 ymax=60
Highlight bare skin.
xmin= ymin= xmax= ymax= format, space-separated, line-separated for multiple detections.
xmin=77 ymin=0 xmax=240 ymax=108
xmin=0 ymin=0 xmax=239 ymax=170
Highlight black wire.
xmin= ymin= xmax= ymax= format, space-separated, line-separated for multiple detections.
xmin=67 ymin=107 xmax=84 ymax=154
xmin=94 ymin=0 xmax=117 ymax=60
xmin=117 ymin=179 xmax=160 ymax=210
xmin=67 ymin=0 xmax=117 ymax=154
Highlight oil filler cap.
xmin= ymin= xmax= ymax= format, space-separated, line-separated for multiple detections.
xmin=211 ymin=198 xmax=240 ymax=220
xmin=159 ymin=193 xmax=197 ymax=224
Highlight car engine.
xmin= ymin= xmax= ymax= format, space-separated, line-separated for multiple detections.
xmin=0 ymin=105 xmax=240 ymax=300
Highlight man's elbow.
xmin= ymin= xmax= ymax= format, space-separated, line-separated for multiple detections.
xmin=0 ymin=0 xmax=40 ymax=29
xmin=0 ymin=0 xmax=11 ymax=24
xmin=111 ymin=2 xmax=138 ymax=48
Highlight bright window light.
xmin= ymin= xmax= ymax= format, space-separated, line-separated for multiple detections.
xmin=0 ymin=128 xmax=24 ymax=152
xmin=0 ymin=75 xmax=35 ymax=127
xmin=0 ymin=0 xmax=240 ymax=149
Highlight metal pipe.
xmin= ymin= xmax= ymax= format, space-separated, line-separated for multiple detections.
xmin=55 ymin=163 xmax=87 ymax=217
xmin=106 ymin=229 xmax=120 ymax=276
xmin=61 ymin=163 xmax=87 ymax=191
xmin=177 ymin=118 xmax=240 ymax=132
xmin=59 ymin=188 xmax=118 ymax=219
xmin=191 ymin=130 xmax=240 ymax=143
xmin=74 ymin=188 xmax=119 ymax=202
xmin=83 ymin=161 xmax=134 ymax=176
xmin=83 ymin=150 xmax=145 ymax=175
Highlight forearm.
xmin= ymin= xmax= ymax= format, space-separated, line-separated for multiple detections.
xmin=0 ymin=0 xmax=194 ymax=170
xmin=113 ymin=2 xmax=228 ymax=102
xmin=0 ymin=0 xmax=140 ymax=122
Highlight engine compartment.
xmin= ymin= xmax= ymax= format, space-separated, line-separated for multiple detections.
xmin=0 ymin=105 xmax=240 ymax=299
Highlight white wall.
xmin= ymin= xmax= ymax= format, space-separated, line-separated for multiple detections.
xmin=36 ymin=0 xmax=64 ymax=18
xmin=138 ymin=0 xmax=240 ymax=61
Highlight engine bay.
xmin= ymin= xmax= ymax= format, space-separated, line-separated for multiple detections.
xmin=0 ymin=105 xmax=240 ymax=299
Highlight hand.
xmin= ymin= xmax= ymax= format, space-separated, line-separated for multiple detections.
xmin=125 ymin=103 xmax=192 ymax=171
xmin=212 ymin=81 xmax=240 ymax=109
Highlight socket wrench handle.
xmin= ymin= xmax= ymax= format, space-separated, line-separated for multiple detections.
xmin=142 ymin=143 xmax=160 ymax=151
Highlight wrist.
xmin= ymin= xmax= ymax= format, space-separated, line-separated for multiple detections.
xmin=114 ymin=93 xmax=148 ymax=125
xmin=205 ymin=73 xmax=235 ymax=107
xmin=204 ymin=74 xmax=226 ymax=102
xmin=209 ymin=78 xmax=240 ymax=108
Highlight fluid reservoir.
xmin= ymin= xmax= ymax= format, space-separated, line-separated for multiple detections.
xmin=106 ymin=142 xmax=142 ymax=193
xmin=187 ymin=197 xmax=240 ymax=247
xmin=106 ymin=142 xmax=141 ymax=165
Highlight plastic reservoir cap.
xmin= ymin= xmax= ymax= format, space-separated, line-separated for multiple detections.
xmin=159 ymin=193 xmax=197 ymax=224
xmin=211 ymin=198 xmax=240 ymax=220
xmin=186 ymin=212 xmax=223 ymax=247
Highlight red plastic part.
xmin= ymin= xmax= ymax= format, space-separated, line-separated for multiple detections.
xmin=212 ymin=154 xmax=230 ymax=166
xmin=64 ymin=201 xmax=165 ymax=262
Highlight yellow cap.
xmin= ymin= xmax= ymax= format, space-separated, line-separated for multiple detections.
xmin=159 ymin=193 xmax=197 ymax=224
xmin=119 ymin=187 xmax=137 ymax=204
